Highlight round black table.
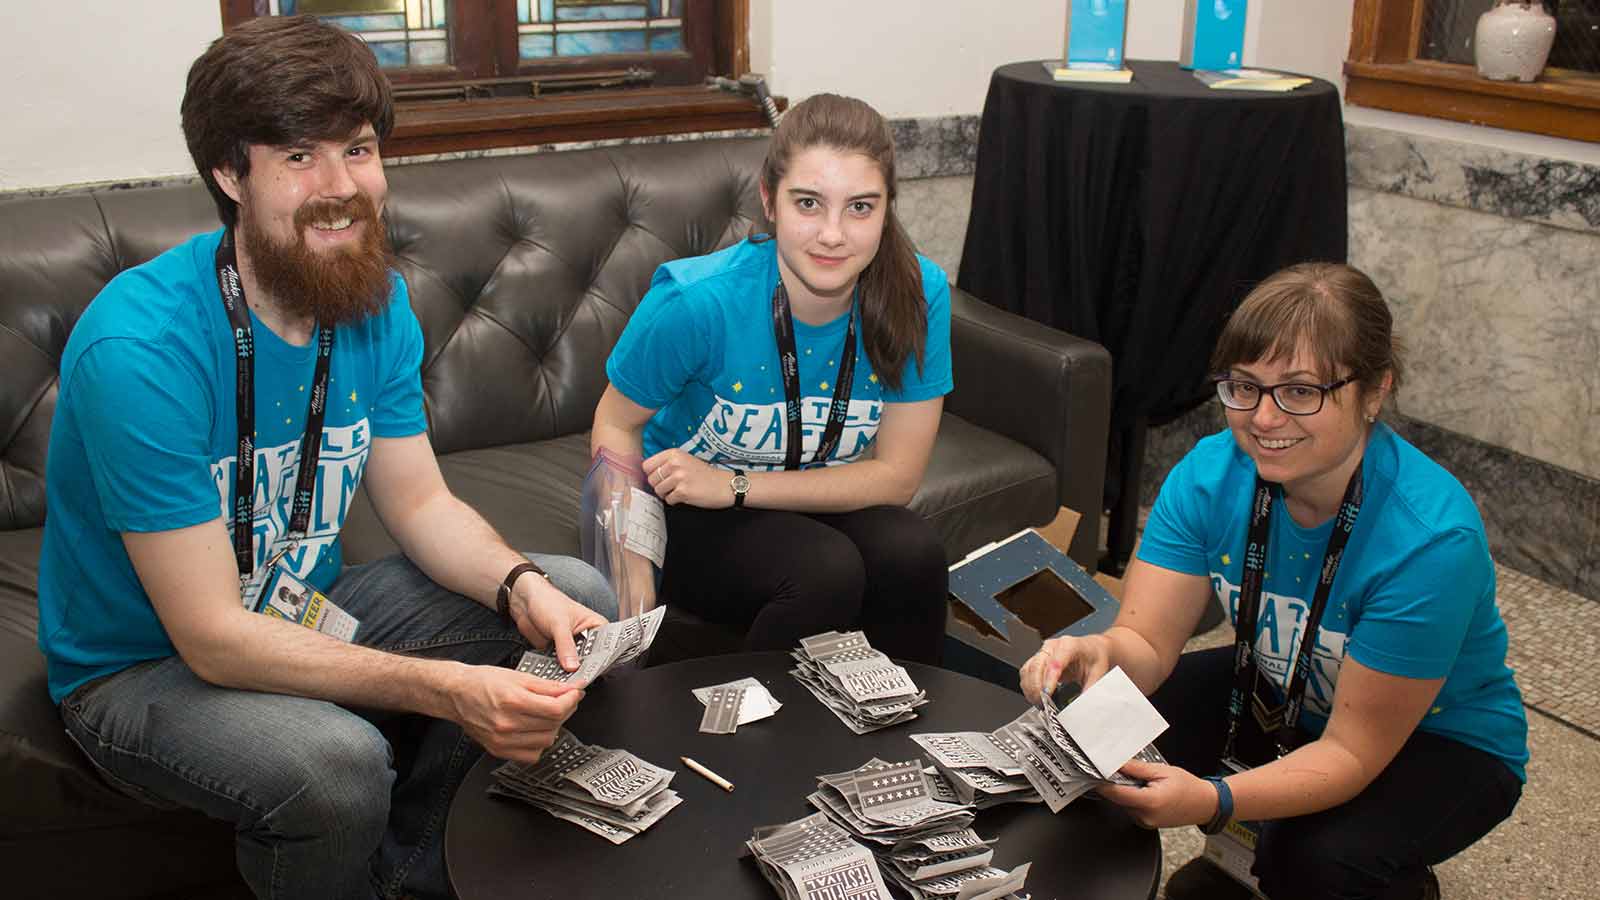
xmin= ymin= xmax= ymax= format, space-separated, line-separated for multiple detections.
xmin=446 ymin=652 xmax=1160 ymax=899
xmin=956 ymin=59 xmax=1347 ymax=574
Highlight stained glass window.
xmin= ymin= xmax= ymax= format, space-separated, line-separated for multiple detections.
xmin=516 ymin=0 xmax=683 ymax=62
xmin=277 ymin=0 xmax=451 ymax=69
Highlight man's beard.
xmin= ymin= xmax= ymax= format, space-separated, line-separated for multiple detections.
xmin=239 ymin=191 xmax=392 ymax=327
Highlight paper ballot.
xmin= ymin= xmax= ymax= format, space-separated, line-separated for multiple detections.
xmin=1055 ymin=666 xmax=1169 ymax=780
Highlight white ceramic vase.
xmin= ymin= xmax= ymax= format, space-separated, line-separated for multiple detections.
xmin=1474 ymin=1 xmax=1557 ymax=82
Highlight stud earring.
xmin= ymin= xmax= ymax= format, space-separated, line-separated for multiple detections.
xmin=1365 ymin=414 xmax=1377 ymax=423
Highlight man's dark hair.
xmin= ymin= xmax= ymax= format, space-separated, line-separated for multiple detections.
xmin=181 ymin=15 xmax=394 ymax=228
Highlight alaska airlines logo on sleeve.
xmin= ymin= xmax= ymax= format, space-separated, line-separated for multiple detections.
xmin=210 ymin=420 xmax=372 ymax=594
xmin=1212 ymin=572 xmax=1347 ymax=719
xmin=678 ymin=394 xmax=882 ymax=469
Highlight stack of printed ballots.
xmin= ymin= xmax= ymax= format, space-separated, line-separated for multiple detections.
xmin=790 ymin=630 xmax=927 ymax=733
xmin=747 ymin=812 xmax=896 ymax=900
xmin=488 ymin=730 xmax=681 ymax=844
xmin=996 ymin=666 xmax=1168 ymax=813
xmin=513 ymin=606 xmax=666 ymax=684
xmin=806 ymin=757 xmax=1031 ymax=900
xmin=910 ymin=731 xmax=1039 ymax=809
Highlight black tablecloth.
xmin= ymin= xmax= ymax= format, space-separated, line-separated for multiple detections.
xmin=957 ymin=59 xmax=1347 ymax=429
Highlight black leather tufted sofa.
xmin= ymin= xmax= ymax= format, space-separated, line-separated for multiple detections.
xmin=0 ymin=137 xmax=1110 ymax=897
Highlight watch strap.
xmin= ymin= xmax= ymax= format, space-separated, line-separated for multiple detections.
xmin=731 ymin=468 xmax=748 ymax=509
xmin=1200 ymin=775 xmax=1234 ymax=834
xmin=496 ymin=561 xmax=547 ymax=624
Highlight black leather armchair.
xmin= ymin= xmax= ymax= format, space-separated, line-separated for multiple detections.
xmin=0 ymin=137 xmax=1109 ymax=897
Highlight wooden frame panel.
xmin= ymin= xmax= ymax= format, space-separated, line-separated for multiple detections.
xmin=1346 ymin=0 xmax=1600 ymax=142
xmin=217 ymin=0 xmax=760 ymax=155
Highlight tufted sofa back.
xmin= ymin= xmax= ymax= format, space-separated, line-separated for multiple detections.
xmin=0 ymin=138 xmax=767 ymax=530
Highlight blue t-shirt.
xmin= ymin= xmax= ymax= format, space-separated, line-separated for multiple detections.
xmin=605 ymin=238 xmax=953 ymax=468
xmin=1138 ymin=425 xmax=1528 ymax=780
xmin=38 ymin=228 xmax=428 ymax=703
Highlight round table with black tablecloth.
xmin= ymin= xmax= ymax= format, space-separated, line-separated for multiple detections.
xmin=445 ymin=652 xmax=1160 ymax=899
xmin=956 ymin=59 xmax=1347 ymax=574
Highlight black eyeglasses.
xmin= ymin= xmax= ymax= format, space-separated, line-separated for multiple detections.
xmin=1212 ymin=373 xmax=1361 ymax=416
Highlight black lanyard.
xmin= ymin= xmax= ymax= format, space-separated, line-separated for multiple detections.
xmin=1222 ymin=462 xmax=1364 ymax=762
xmin=215 ymin=230 xmax=334 ymax=581
xmin=771 ymin=277 xmax=857 ymax=470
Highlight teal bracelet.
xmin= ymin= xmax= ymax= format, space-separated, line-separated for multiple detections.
xmin=1201 ymin=776 xmax=1234 ymax=834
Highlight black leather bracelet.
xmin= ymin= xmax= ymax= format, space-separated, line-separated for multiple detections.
xmin=496 ymin=561 xmax=547 ymax=625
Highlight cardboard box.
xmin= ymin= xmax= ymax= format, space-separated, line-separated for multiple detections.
xmin=1064 ymin=0 xmax=1129 ymax=68
xmin=1180 ymin=0 xmax=1248 ymax=70
xmin=943 ymin=507 xmax=1122 ymax=690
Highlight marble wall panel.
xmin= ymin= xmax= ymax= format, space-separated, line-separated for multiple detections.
xmin=890 ymin=116 xmax=982 ymax=181
xmin=1348 ymin=187 xmax=1600 ymax=481
xmin=897 ymin=175 xmax=975 ymax=281
xmin=1347 ymin=125 xmax=1600 ymax=237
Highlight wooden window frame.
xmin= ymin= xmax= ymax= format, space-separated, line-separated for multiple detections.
xmin=220 ymin=0 xmax=767 ymax=157
xmin=1345 ymin=0 xmax=1600 ymax=142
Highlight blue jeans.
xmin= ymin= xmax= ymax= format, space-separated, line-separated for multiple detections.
xmin=60 ymin=553 xmax=615 ymax=900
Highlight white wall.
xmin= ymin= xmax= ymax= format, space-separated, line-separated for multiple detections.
xmin=2 ymin=1 xmax=1594 ymax=192
xmin=0 ymin=4 xmax=220 ymax=190
xmin=751 ymin=0 xmax=1261 ymax=119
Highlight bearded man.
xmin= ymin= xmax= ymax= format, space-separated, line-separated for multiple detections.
xmin=36 ymin=16 xmax=616 ymax=900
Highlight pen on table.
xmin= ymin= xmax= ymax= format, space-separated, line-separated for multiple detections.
xmin=681 ymin=756 xmax=734 ymax=792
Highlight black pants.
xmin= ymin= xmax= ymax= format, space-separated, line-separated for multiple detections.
xmin=1151 ymin=647 xmax=1523 ymax=900
xmin=659 ymin=504 xmax=948 ymax=664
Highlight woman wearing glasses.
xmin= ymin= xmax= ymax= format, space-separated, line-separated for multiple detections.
xmin=1020 ymin=263 xmax=1525 ymax=900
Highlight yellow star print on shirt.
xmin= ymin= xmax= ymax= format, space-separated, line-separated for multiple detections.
xmin=732 ymin=381 xmax=743 ymax=393
xmin=820 ymin=381 xmax=830 ymax=391
xmin=868 ymin=373 xmax=878 ymax=384
xmin=349 ymin=390 xmax=358 ymax=403
xmin=1221 ymin=554 xmax=1231 ymax=565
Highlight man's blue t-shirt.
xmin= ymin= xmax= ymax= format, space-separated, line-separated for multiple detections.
xmin=38 ymin=228 xmax=429 ymax=703
xmin=1138 ymin=424 xmax=1528 ymax=780
xmin=605 ymin=238 xmax=954 ymax=468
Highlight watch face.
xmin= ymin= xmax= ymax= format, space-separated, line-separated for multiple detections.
xmin=731 ymin=474 xmax=751 ymax=494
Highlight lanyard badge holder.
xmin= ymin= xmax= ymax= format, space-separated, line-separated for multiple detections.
xmin=771 ymin=277 xmax=857 ymax=471
xmin=216 ymin=231 xmax=359 ymax=641
xmin=1204 ymin=464 xmax=1365 ymax=896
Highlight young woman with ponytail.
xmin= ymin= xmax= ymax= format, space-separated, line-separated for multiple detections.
xmin=591 ymin=93 xmax=951 ymax=662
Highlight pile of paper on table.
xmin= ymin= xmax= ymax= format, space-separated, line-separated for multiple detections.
xmin=910 ymin=731 xmax=1039 ymax=809
xmin=808 ymin=757 xmax=1031 ymax=900
xmin=746 ymin=812 xmax=896 ymax=900
xmin=790 ymin=630 xmax=927 ymax=733
xmin=487 ymin=730 xmax=681 ymax=844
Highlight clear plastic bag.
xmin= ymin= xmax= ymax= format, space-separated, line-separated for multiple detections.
xmin=579 ymin=449 xmax=666 ymax=621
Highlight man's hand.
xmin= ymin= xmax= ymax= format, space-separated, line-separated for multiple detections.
xmin=1019 ymin=634 xmax=1112 ymax=704
xmin=1095 ymin=759 xmax=1219 ymax=829
xmin=447 ymin=664 xmax=584 ymax=763
xmin=642 ymin=448 xmax=732 ymax=508
xmin=508 ymin=577 xmax=609 ymax=671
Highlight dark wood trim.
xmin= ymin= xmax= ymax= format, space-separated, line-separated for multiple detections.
xmin=715 ymin=0 xmax=750 ymax=76
xmin=1346 ymin=60 xmax=1600 ymax=142
xmin=1346 ymin=0 xmax=1600 ymax=141
xmin=1348 ymin=0 xmax=1421 ymax=64
xmin=384 ymin=85 xmax=770 ymax=156
xmin=215 ymin=0 xmax=752 ymax=153
xmin=218 ymin=0 xmax=266 ymax=30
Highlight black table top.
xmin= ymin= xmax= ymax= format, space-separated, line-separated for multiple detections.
xmin=445 ymin=651 xmax=1160 ymax=900
xmin=994 ymin=58 xmax=1337 ymax=103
